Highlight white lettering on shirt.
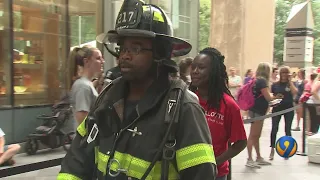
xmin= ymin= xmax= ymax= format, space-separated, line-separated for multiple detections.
xmin=205 ymin=111 xmax=224 ymax=125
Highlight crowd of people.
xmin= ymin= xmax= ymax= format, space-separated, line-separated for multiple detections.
xmin=63 ymin=21 xmax=320 ymax=180
xmin=226 ymin=65 xmax=320 ymax=168
xmin=65 ymin=46 xmax=248 ymax=180
xmin=65 ymin=39 xmax=320 ymax=178
xmin=2 ymin=0 xmax=319 ymax=179
xmin=59 ymin=0 xmax=248 ymax=179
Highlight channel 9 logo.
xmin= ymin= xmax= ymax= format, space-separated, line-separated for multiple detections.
xmin=276 ymin=136 xmax=297 ymax=158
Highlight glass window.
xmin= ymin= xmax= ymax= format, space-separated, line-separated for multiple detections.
xmin=12 ymin=0 xmax=67 ymax=106
xmin=70 ymin=0 xmax=98 ymax=47
xmin=174 ymin=20 xmax=191 ymax=41
xmin=178 ymin=0 xmax=190 ymax=17
xmin=0 ymin=1 xmax=12 ymax=107
xmin=172 ymin=0 xmax=191 ymax=41
xmin=68 ymin=0 xmax=99 ymax=90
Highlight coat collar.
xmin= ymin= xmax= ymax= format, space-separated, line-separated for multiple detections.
xmin=101 ymin=76 xmax=170 ymax=121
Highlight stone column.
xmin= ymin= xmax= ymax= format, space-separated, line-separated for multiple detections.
xmin=210 ymin=0 xmax=275 ymax=76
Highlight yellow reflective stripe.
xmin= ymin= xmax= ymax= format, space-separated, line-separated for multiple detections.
xmin=97 ymin=151 xmax=109 ymax=175
xmin=57 ymin=173 xmax=81 ymax=180
xmin=76 ymin=116 xmax=87 ymax=137
xmin=153 ymin=11 xmax=164 ymax=22
xmin=142 ymin=5 xmax=164 ymax=23
xmin=176 ymin=143 xmax=216 ymax=171
xmin=96 ymin=151 xmax=179 ymax=180
xmin=95 ymin=146 xmax=99 ymax=164
xmin=142 ymin=5 xmax=149 ymax=12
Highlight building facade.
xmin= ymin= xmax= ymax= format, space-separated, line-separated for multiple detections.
xmin=210 ymin=0 xmax=275 ymax=77
xmin=0 ymin=0 xmax=199 ymax=144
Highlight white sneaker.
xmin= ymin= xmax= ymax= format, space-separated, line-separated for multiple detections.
xmin=246 ymin=159 xmax=261 ymax=168
xmin=256 ymin=158 xmax=272 ymax=165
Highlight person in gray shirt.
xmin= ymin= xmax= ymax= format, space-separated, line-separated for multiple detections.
xmin=69 ymin=46 xmax=104 ymax=127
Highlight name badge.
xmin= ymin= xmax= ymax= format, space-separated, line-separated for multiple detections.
xmin=87 ymin=123 xmax=99 ymax=144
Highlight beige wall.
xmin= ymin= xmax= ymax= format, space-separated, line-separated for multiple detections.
xmin=210 ymin=0 xmax=275 ymax=77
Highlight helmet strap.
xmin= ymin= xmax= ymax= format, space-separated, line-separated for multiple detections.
xmin=104 ymin=44 xmax=119 ymax=58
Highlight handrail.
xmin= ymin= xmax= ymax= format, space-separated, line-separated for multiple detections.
xmin=0 ymin=157 xmax=63 ymax=178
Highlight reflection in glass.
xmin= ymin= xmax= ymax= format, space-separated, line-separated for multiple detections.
xmin=67 ymin=0 xmax=98 ymax=90
xmin=0 ymin=1 xmax=11 ymax=107
xmin=12 ymin=0 xmax=67 ymax=106
xmin=70 ymin=0 xmax=97 ymax=47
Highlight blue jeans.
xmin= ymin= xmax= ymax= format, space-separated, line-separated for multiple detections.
xmin=270 ymin=106 xmax=294 ymax=148
xmin=216 ymin=175 xmax=227 ymax=180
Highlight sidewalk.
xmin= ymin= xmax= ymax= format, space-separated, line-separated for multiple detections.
xmin=1 ymin=148 xmax=65 ymax=180
xmin=2 ymin=117 xmax=320 ymax=179
xmin=232 ymin=118 xmax=320 ymax=180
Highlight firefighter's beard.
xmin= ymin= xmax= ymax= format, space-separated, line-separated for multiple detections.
xmin=121 ymin=61 xmax=158 ymax=84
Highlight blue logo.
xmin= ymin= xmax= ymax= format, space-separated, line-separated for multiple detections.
xmin=275 ymin=136 xmax=297 ymax=158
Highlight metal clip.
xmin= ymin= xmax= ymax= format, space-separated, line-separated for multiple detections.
xmin=127 ymin=127 xmax=142 ymax=137
xmin=163 ymin=139 xmax=177 ymax=160
xmin=168 ymin=100 xmax=177 ymax=113
xmin=87 ymin=123 xmax=99 ymax=144
xmin=108 ymin=158 xmax=127 ymax=177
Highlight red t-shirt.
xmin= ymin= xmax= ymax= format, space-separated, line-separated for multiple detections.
xmin=197 ymin=93 xmax=247 ymax=177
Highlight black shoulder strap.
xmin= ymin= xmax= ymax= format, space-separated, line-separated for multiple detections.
xmin=161 ymin=80 xmax=186 ymax=180
xmin=141 ymin=79 xmax=187 ymax=180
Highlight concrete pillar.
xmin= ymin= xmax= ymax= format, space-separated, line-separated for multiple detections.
xmin=210 ymin=0 xmax=275 ymax=76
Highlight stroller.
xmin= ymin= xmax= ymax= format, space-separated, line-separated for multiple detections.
xmin=25 ymin=93 xmax=75 ymax=155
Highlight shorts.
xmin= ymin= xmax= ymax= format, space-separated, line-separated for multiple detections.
xmin=248 ymin=111 xmax=264 ymax=124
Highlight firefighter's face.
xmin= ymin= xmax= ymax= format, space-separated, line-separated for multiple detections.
xmin=191 ymin=54 xmax=211 ymax=88
xmin=118 ymin=37 xmax=153 ymax=81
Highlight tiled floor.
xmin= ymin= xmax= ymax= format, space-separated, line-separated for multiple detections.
xmin=1 ymin=117 xmax=320 ymax=180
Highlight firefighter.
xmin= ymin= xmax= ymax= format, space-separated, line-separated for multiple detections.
xmin=57 ymin=0 xmax=217 ymax=179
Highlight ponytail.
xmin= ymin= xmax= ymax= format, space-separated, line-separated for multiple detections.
xmin=68 ymin=46 xmax=98 ymax=87
xmin=69 ymin=47 xmax=82 ymax=86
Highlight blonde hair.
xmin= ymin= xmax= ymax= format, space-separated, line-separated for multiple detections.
xmin=255 ymin=62 xmax=271 ymax=82
xmin=278 ymin=66 xmax=291 ymax=82
xmin=68 ymin=46 xmax=99 ymax=88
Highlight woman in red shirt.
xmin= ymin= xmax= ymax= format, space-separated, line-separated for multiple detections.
xmin=190 ymin=47 xmax=247 ymax=180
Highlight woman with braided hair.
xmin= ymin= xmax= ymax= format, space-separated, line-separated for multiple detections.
xmin=190 ymin=47 xmax=247 ymax=180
